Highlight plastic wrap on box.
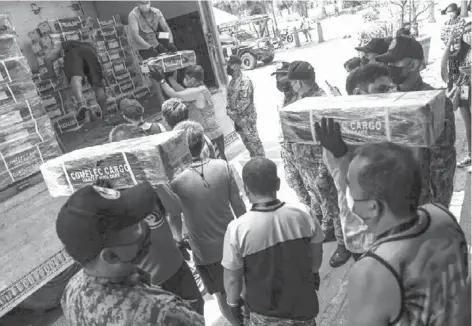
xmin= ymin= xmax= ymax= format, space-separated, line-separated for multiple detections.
xmin=0 ymin=115 xmax=55 ymax=144
xmin=45 ymin=105 xmax=63 ymax=119
xmin=0 ymin=56 xmax=32 ymax=84
xmin=0 ymin=81 xmax=38 ymax=107
xmin=119 ymin=79 xmax=135 ymax=93
xmin=144 ymin=50 xmax=197 ymax=73
xmin=31 ymin=42 xmax=42 ymax=54
xmin=0 ymin=97 xmax=47 ymax=128
xmin=53 ymin=112 xmax=80 ymax=133
xmin=0 ymin=34 xmax=22 ymax=60
xmin=97 ymin=15 xmax=122 ymax=29
xmin=38 ymin=21 xmax=59 ymax=35
xmin=0 ymin=137 xmax=62 ymax=189
xmin=0 ymin=14 xmax=14 ymax=36
xmin=28 ymin=29 xmax=41 ymax=42
xmin=56 ymin=16 xmax=83 ymax=33
xmin=134 ymin=86 xmax=152 ymax=100
xmin=36 ymin=79 xmax=56 ymax=96
xmin=41 ymin=130 xmax=192 ymax=197
xmin=279 ymin=90 xmax=447 ymax=147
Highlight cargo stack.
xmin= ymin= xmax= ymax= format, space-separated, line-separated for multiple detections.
xmin=27 ymin=15 xmax=153 ymax=134
xmin=0 ymin=14 xmax=62 ymax=190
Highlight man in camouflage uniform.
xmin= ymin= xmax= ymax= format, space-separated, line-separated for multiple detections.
xmin=282 ymin=61 xmax=350 ymax=268
xmin=226 ymin=55 xmax=265 ymax=157
xmin=56 ymin=181 xmax=204 ymax=325
xmin=376 ymin=36 xmax=456 ymax=207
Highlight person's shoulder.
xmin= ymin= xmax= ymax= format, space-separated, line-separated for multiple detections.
xmin=128 ymin=6 xmax=139 ymax=18
xmin=241 ymin=74 xmax=253 ymax=85
xmin=151 ymin=7 xmax=164 ymax=17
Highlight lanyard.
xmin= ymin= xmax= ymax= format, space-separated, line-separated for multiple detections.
xmin=251 ymin=199 xmax=284 ymax=212
xmin=376 ymin=214 xmax=419 ymax=241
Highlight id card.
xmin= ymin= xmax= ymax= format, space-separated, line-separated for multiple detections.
xmin=461 ymin=85 xmax=470 ymax=100
xmin=158 ymin=32 xmax=169 ymax=39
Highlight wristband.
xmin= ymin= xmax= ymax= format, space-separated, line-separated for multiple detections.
xmin=226 ymin=300 xmax=239 ymax=307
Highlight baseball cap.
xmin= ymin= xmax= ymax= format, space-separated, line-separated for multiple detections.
xmin=287 ymin=61 xmax=315 ymax=80
xmin=375 ymin=36 xmax=424 ymax=63
xmin=56 ymin=181 xmax=157 ymax=265
xmin=227 ymin=55 xmax=242 ymax=65
xmin=271 ymin=61 xmax=291 ymax=76
xmin=120 ymin=98 xmax=144 ymax=120
xmin=355 ymin=37 xmax=392 ymax=55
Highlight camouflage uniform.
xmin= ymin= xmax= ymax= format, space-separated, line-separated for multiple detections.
xmin=413 ymin=80 xmax=456 ymax=207
xmin=282 ymin=86 xmax=343 ymax=244
xmin=61 ymin=270 xmax=205 ymax=325
xmin=227 ymin=73 xmax=265 ymax=157
xmin=250 ymin=312 xmax=316 ymax=326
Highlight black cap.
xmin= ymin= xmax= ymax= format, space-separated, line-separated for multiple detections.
xmin=56 ymin=182 xmax=157 ymax=265
xmin=227 ymin=55 xmax=242 ymax=65
xmin=441 ymin=3 xmax=460 ymax=15
xmin=287 ymin=61 xmax=315 ymax=80
xmin=355 ymin=38 xmax=392 ymax=55
xmin=271 ymin=61 xmax=291 ymax=76
xmin=375 ymin=36 xmax=424 ymax=63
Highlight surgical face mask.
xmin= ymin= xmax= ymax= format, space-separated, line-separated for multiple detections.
xmin=360 ymin=57 xmax=370 ymax=65
xmin=387 ymin=65 xmax=411 ymax=85
xmin=226 ymin=66 xmax=234 ymax=76
xmin=112 ymin=222 xmax=151 ymax=265
xmin=291 ymin=80 xmax=302 ymax=93
xmin=448 ymin=11 xmax=457 ymax=20
xmin=277 ymin=81 xmax=291 ymax=93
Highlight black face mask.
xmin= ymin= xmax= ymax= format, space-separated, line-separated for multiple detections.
xmin=226 ymin=67 xmax=234 ymax=76
xmin=277 ymin=81 xmax=291 ymax=93
xmin=360 ymin=57 xmax=370 ymax=65
xmin=387 ymin=66 xmax=409 ymax=85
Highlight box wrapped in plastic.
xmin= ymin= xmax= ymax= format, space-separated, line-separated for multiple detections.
xmin=0 ymin=34 xmax=22 ymax=60
xmin=97 ymin=15 xmax=122 ymax=29
xmin=0 ymin=115 xmax=55 ymax=145
xmin=0 ymin=137 xmax=62 ymax=190
xmin=0 ymin=56 xmax=32 ymax=84
xmin=0 ymin=81 xmax=38 ymax=107
xmin=279 ymin=90 xmax=447 ymax=147
xmin=143 ymin=50 xmax=197 ymax=73
xmin=53 ymin=112 xmax=80 ymax=134
xmin=40 ymin=130 xmax=192 ymax=197
xmin=0 ymin=97 xmax=47 ymax=129
xmin=0 ymin=14 xmax=15 ymax=36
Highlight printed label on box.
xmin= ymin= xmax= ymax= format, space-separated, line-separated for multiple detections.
xmin=58 ymin=116 xmax=78 ymax=131
xmin=4 ymin=146 xmax=41 ymax=170
xmin=107 ymin=40 xmax=120 ymax=50
xmin=10 ymin=158 xmax=43 ymax=181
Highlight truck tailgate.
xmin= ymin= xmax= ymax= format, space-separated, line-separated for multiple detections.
xmin=0 ymin=182 xmax=70 ymax=317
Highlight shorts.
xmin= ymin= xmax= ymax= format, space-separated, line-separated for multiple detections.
xmin=161 ymin=261 xmax=204 ymax=315
xmin=63 ymin=46 xmax=103 ymax=87
xmin=196 ymin=261 xmax=225 ymax=295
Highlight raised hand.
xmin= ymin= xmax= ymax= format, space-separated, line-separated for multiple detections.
xmin=314 ymin=117 xmax=348 ymax=158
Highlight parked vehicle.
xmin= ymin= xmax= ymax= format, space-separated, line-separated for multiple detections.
xmin=280 ymin=28 xmax=294 ymax=43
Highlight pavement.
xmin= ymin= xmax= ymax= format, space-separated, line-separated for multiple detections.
xmin=1 ymin=12 xmax=470 ymax=326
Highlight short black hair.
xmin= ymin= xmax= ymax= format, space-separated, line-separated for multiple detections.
xmin=354 ymin=142 xmax=421 ymax=217
xmin=443 ymin=3 xmax=460 ymax=15
xmin=396 ymin=27 xmax=411 ymax=37
xmin=185 ymin=65 xmax=205 ymax=82
xmin=242 ymin=157 xmax=278 ymax=196
xmin=174 ymin=121 xmax=205 ymax=157
xmin=345 ymin=63 xmax=389 ymax=95
xmin=162 ymin=98 xmax=188 ymax=128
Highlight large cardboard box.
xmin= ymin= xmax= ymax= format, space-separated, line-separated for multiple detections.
xmin=279 ymin=90 xmax=446 ymax=147
xmin=41 ymin=130 xmax=192 ymax=197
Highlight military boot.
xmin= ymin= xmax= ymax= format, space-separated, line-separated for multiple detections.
xmin=329 ymin=244 xmax=351 ymax=268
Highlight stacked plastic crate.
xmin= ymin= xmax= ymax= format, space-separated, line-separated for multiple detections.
xmin=28 ymin=15 xmax=152 ymax=134
xmin=0 ymin=14 xmax=62 ymax=190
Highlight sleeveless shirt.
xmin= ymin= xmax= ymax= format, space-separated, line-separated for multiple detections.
xmin=129 ymin=6 xmax=163 ymax=50
xmin=363 ymin=203 xmax=469 ymax=326
xmin=187 ymin=86 xmax=222 ymax=140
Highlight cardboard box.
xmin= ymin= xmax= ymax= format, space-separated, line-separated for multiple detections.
xmin=0 ymin=34 xmax=22 ymax=60
xmin=279 ymin=90 xmax=447 ymax=147
xmin=40 ymin=130 xmax=192 ymax=197
xmin=0 ymin=97 xmax=47 ymax=129
xmin=0 ymin=81 xmax=38 ymax=107
xmin=144 ymin=50 xmax=197 ymax=73
xmin=0 ymin=14 xmax=15 ymax=36
xmin=0 ymin=57 xmax=32 ymax=84
xmin=53 ymin=113 xmax=80 ymax=134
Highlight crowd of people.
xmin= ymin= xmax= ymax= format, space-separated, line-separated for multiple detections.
xmin=54 ymin=1 xmax=471 ymax=325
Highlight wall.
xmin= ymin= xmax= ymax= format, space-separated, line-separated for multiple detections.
xmin=2 ymin=1 xmax=82 ymax=70
xmin=82 ymin=1 xmax=199 ymax=21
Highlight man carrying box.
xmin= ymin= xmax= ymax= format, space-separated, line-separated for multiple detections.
xmin=128 ymin=0 xmax=177 ymax=60
xmin=45 ymin=40 xmax=107 ymax=123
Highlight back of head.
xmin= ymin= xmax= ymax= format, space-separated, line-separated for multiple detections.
xmin=174 ymin=120 xmax=205 ymax=158
xmin=120 ymin=98 xmax=144 ymax=121
xmin=242 ymin=157 xmax=279 ymax=196
xmin=345 ymin=63 xmax=390 ymax=94
xmin=185 ymin=65 xmax=205 ymax=83
xmin=344 ymin=57 xmax=361 ymax=72
xmin=354 ymin=142 xmax=421 ymax=217
xmin=109 ymin=124 xmax=146 ymax=142
xmin=162 ymin=98 xmax=188 ymax=129
xmin=288 ymin=61 xmax=316 ymax=83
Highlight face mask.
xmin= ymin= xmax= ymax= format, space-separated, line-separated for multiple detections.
xmin=139 ymin=4 xmax=151 ymax=11
xmin=291 ymin=81 xmax=302 ymax=93
xmin=360 ymin=57 xmax=370 ymax=65
xmin=114 ymin=222 xmax=151 ymax=265
xmin=226 ymin=67 xmax=234 ymax=76
xmin=387 ymin=65 xmax=409 ymax=85
xmin=448 ymin=12 xmax=456 ymax=20
xmin=277 ymin=81 xmax=291 ymax=93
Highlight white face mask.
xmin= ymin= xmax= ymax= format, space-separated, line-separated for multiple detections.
xmin=346 ymin=186 xmax=355 ymax=212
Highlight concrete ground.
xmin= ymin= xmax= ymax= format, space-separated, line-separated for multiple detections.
xmin=1 ymin=11 xmax=470 ymax=326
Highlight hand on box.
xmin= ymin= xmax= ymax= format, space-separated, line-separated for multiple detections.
xmin=167 ymin=43 xmax=178 ymax=53
xmin=149 ymin=66 xmax=165 ymax=82
xmin=314 ymin=117 xmax=348 ymax=158
xmin=154 ymin=44 xmax=166 ymax=55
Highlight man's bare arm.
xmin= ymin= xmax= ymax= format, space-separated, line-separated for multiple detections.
xmin=128 ymin=14 xmax=153 ymax=49
xmin=167 ymin=76 xmax=185 ymax=91
xmin=161 ymin=82 xmax=201 ymax=102
xmin=44 ymin=46 xmax=62 ymax=80
xmin=158 ymin=15 xmax=174 ymax=43
xmin=224 ymin=267 xmax=244 ymax=304
xmin=348 ymin=257 xmax=401 ymax=326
